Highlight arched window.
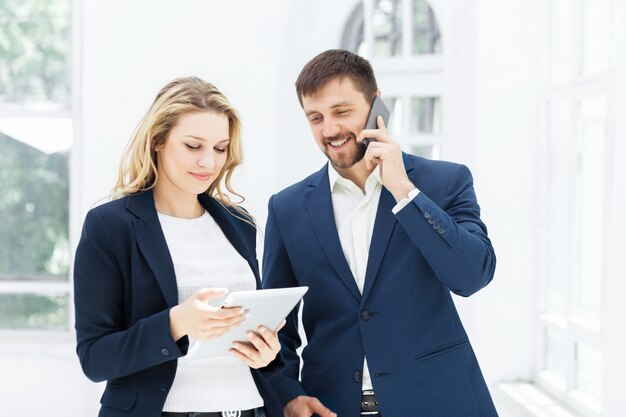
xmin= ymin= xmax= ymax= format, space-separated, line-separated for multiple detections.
xmin=341 ymin=0 xmax=443 ymax=159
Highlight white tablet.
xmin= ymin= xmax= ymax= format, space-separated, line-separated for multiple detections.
xmin=186 ymin=286 xmax=308 ymax=358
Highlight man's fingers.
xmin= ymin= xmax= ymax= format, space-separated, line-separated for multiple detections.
xmin=309 ymin=397 xmax=336 ymax=417
xmin=376 ymin=114 xmax=387 ymax=129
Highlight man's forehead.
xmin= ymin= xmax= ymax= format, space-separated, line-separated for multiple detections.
xmin=302 ymin=78 xmax=368 ymax=110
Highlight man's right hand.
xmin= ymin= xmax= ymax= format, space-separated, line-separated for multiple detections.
xmin=284 ymin=396 xmax=337 ymax=417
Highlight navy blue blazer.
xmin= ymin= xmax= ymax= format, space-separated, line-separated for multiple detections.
xmin=262 ymin=154 xmax=498 ymax=417
xmin=74 ymin=191 xmax=283 ymax=417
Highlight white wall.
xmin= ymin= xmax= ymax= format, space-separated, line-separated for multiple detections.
xmin=468 ymin=0 xmax=540 ymax=384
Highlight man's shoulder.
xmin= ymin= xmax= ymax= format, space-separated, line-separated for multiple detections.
xmin=405 ymin=153 xmax=465 ymax=172
xmin=405 ymin=153 xmax=472 ymax=181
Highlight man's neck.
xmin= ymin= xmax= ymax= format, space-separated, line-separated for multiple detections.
xmin=333 ymin=160 xmax=375 ymax=193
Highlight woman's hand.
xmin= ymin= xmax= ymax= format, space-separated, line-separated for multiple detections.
xmin=169 ymin=288 xmax=245 ymax=341
xmin=229 ymin=320 xmax=286 ymax=369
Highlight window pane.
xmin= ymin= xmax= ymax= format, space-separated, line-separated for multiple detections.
xmin=411 ymin=96 xmax=441 ymax=134
xmin=582 ymin=0 xmax=611 ymax=75
xmin=572 ymin=96 xmax=606 ymax=330
xmin=409 ymin=144 xmax=439 ymax=159
xmin=576 ymin=343 xmax=602 ymax=402
xmin=341 ymin=3 xmax=366 ymax=56
xmin=549 ymin=0 xmax=573 ymax=85
xmin=382 ymin=96 xmax=403 ymax=133
xmin=0 ymin=293 xmax=68 ymax=329
xmin=545 ymin=98 xmax=572 ymax=318
xmin=412 ymin=0 xmax=441 ymax=54
xmin=0 ymin=0 xmax=71 ymax=108
xmin=544 ymin=329 xmax=571 ymax=390
xmin=0 ymin=119 xmax=71 ymax=279
xmin=373 ymin=0 xmax=403 ymax=57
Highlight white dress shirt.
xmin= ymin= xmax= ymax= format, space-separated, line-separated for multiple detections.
xmin=328 ymin=164 xmax=418 ymax=391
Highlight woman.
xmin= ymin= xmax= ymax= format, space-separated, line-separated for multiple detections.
xmin=74 ymin=77 xmax=283 ymax=417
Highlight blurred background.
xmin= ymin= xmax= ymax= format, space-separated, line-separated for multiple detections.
xmin=0 ymin=0 xmax=625 ymax=416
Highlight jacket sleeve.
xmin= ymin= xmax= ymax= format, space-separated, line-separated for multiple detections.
xmin=73 ymin=208 xmax=188 ymax=382
xmin=261 ymin=195 xmax=308 ymax=406
xmin=395 ymin=164 xmax=496 ymax=296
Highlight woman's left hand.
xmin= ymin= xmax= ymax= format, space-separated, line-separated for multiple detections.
xmin=229 ymin=320 xmax=286 ymax=369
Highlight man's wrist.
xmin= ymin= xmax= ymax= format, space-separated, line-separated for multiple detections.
xmin=390 ymin=180 xmax=417 ymax=202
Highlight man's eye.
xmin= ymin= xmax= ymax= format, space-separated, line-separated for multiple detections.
xmin=185 ymin=144 xmax=200 ymax=150
xmin=310 ymin=117 xmax=322 ymax=123
xmin=337 ymin=110 xmax=349 ymax=115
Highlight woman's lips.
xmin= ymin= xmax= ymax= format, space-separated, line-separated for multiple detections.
xmin=190 ymin=172 xmax=212 ymax=181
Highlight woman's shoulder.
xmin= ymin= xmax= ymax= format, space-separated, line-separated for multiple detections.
xmin=83 ymin=195 xmax=134 ymax=229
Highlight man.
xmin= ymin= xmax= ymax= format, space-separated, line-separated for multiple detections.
xmin=262 ymin=49 xmax=498 ymax=417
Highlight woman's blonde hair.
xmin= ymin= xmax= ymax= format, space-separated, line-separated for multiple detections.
xmin=111 ymin=76 xmax=254 ymax=225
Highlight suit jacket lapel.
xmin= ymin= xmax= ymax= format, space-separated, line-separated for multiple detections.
xmin=127 ymin=192 xmax=179 ymax=307
xmin=127 ymin=191 xmax=261 ymax=309
xmin=305 ymin=165 xmax=361 ymax=302
xmin=199 ymin=194 xmax=261 ymax=286
xmin=362 ymin=154 xmax=415 ymax=301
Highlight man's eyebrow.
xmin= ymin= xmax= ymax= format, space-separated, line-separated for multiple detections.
xmin=305 ymin=101 xmax=355 ymax=117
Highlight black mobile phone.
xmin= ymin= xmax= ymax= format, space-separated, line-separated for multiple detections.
xmin=363 ymin=95 xmax=391 ymax=147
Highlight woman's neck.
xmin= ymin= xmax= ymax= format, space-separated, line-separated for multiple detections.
xmin=153 ymin=182 xmax=204 ymax=219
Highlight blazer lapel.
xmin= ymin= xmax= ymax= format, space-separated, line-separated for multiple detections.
xmin=199 ymin=194 xmax=261 ymax=286
xmin=362 ymin=154 xmax=415 ymax=301
xmin=305 ymin=165 xmax=361 ymax=302
xmin=127 ymin=192 xmax=179 ymax=308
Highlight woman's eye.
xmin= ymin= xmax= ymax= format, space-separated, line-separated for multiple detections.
xmin=214 ymin=148 xmax=226 ymax=154
xmin=185 ymin=144 xmax=200 ymax=150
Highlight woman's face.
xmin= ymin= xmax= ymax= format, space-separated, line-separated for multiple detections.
xmin=155 ymin=110 xmax=230 ymax=198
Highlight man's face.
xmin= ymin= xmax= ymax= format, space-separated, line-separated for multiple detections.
xmin=301 ymin=77 xmax=371 ymax=170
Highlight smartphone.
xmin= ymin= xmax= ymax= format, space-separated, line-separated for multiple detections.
xmin=363 ymin=95 xmax=391 ymax=147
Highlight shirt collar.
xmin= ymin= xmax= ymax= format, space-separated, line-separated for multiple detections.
xmin=327 ymin=162 xmax=382 ymax=193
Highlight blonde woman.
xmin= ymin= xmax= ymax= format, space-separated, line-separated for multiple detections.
xmin=74 ymin=77 xmax=283 ymax=417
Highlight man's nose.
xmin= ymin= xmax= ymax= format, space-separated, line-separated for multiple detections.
xmin=322 ymin=120 xmax=341 ymax=138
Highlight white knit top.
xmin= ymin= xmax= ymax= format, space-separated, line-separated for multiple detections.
xmin=158 ymin=210 xmax=263 ymax=412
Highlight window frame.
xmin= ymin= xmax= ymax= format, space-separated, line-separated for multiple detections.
xmin=352 ymin=0 xmax=444 ymax=159
xmin=535 ymin=1 xmax=618 ymax=415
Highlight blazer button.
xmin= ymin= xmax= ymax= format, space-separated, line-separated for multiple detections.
xmin=428 ymin=217 xmax=435 ymax=225
xmin=360 ymin=310 xmax=371 ymax=321
xmin=438 ymin=228 xmax=446 ymax=235
xmin=353 ymin=371 xmax=362 ymax=382
xmin=424 ymin=212 xmax=431 ymax=219
xmin=433 ymin=223 xmax=440 ymax=230
xmin=161 ymin=348 xmax=170 ymax=356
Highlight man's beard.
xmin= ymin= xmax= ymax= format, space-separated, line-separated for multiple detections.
xmin=324 ymin=132 xmax=367 ymax=170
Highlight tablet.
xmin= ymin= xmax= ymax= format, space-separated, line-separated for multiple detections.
xmin=186 ymin=286 xmax=308 ymax=358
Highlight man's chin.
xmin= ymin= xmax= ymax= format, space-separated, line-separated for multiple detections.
xmin=326 ymin=153 xmax=364 ymax=170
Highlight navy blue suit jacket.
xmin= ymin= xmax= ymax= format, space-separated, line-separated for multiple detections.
xmin=74 ymin=191 xmax=282 ymax=417
xmin=262 ymin=154 xmax=498 ymax=417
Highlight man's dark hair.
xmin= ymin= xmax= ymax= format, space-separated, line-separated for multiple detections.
xmin=295 ymin=49 xmax=378 ymax=107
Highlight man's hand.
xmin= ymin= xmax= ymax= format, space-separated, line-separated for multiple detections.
xmin=357 ymin=115 xmax=415 ymax=202
xmin=284 ymin=395 xmax=337 ymax=417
